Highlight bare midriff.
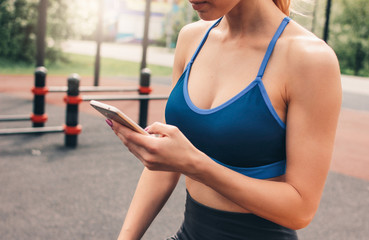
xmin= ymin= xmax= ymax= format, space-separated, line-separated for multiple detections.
xmin=186 ymin=174 xmax=286 ymax=213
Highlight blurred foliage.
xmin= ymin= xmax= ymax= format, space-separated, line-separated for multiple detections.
xmin=158 ymin=1 xmax=199 ymax=48
xmin=0 ymin=0 xmax=37 ymax=63
xmin=330 ymin=0 xmax=369 ymax=76
xmin=291 ymin=0 xmax=369 ymax=76
xmin=0 ymin=0 xmax=72 ymax=65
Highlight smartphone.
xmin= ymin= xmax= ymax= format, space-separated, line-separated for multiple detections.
xmin=90 ymin=100 xmax=149 ymax=135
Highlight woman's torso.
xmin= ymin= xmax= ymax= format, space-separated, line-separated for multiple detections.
xmin=166 ymin=17 xmax=301 ymax=213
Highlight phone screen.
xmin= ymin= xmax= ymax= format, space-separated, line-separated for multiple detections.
xmin=90 ymin=100 xmax=149 ymax=135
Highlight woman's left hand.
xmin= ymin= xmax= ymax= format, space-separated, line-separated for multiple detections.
xmin=111 ymin=121 xmax=202 ymax=175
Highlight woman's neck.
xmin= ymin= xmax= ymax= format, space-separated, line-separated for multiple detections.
xmin=221 ymin=0 xmax=286 ymax=39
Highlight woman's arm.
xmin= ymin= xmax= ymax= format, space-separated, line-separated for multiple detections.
xmin=117 ymin=169 xmax=180 ymax=240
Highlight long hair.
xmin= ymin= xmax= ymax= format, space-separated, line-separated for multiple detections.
xmin=273 ymin=0 xmax=291 ymax=15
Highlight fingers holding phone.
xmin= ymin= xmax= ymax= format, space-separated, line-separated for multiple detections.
xmin=90 ymin=100 xmax=202 ymax=173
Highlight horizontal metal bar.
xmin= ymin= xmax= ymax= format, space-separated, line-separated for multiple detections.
xmin=48 ymin=86 xmax=138 ymax=93
xmin=0 ymin=115 xmax=31 ymax=122
xmin=0 ymin=126 xmax=64 ymax=135
xmin=82 ymin=95 xmax=168 ymax=101
xmin=48 ymin=86 xmax=67 ymax=92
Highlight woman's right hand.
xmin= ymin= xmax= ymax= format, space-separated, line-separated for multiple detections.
xmin=110 ymin=120 xmax=207 ymax=177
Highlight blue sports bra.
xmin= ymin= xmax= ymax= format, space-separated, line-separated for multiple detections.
xmin=165 ymin=17 xmax=290 ymax=179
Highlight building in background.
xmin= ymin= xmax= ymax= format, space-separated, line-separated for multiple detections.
xmin=113 ymin=0 xmax=182 ymax=43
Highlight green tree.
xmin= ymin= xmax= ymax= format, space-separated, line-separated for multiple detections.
xmin=331 ymin=0 xmax=369 ymax=76
xmin=0 ymin=0 xmax=38 ymax=63
xmin=160 ymin=1 xmax=199 ymax=48
xmin=0 ymin=0 xmax=71 ymax=65
xmin=0 ymin=1 xmax=12 ymax=56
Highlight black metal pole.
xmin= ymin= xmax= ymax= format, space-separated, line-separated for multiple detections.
xmin=32 ymin=67 xmax=48 ymax=127
xmin=36 ymin=0 xmax=47 ymax=67
xmin=65 ymin=74 xmax=82 ymax=147
xmin=139 ymin=68 xmax=152 ymax=128
xmin=311 ymin=0 xmax=318 ymax=33
xmin=140 ymin=0 xmax=152 ymax=70
xmin=323 ymin=0 xmax=332 ymax=42
xmin=94 ymin=0 xmax=104 ymax=86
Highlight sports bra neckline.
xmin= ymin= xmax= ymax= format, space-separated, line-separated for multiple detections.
xmin=183 ymin=17 xmax=290 ymax=115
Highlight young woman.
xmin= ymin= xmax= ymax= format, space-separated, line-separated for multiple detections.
xmin=109 ymin=0 xmax=342 ymax=239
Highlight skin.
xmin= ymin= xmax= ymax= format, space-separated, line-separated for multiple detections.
xmin=115 ymin=0 xmax=342 ymax=239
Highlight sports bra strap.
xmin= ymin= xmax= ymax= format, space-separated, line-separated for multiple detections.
xmin=257 ymin=17 xmax=291 ymax=78
xmin=187 ymin=17 xmax=290 ymax=78
xmin=188 ymin=17 xmax=223 ymax=65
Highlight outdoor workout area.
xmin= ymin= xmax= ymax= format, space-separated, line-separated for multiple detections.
xmin=1 ymin=0 xmax=368 ymax=239
xmin=0 ymin=0 xmax=168 ymax=147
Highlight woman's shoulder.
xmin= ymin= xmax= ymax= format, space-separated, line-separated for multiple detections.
xmin=176 ymin=20 xmax=216 ymax=61
xmin=180 ymin=19 xmax=214 ymax=36
xmin=284 ymin=21 xmax=339 ymax=76
xmin=281 ymin=20 xmax=341 ymax=101
xmin=171 ymin=20 xmax=218 ymax=82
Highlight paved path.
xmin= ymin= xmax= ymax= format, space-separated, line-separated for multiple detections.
xmin=62 ymin=40 xmax=175 ymax=68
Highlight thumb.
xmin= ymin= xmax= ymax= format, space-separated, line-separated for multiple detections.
xmin=146 ymin=122 xmax=174 ymax=137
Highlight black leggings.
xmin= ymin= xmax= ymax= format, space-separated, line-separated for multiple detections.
xmin=167 ymin=191 xmax=298 ymax=240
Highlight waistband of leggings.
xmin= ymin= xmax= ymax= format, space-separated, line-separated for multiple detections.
xmin=185 ymin=189 xmax=294 ymax=227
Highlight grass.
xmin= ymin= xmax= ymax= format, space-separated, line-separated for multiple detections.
xmin=2 ymin=51 xmax=368 ymax=79
xmin=340 ymin=68 xmax=369 ymax=78
xmin=0 ymin=53 xmax=172 ymax=77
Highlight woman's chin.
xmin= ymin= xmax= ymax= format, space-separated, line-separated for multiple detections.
xmin=197 ymin=12 xmax=223 ymax=21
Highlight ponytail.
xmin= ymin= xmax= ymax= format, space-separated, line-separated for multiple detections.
xmin=273 ymin=0 xmax=291 ymax=15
